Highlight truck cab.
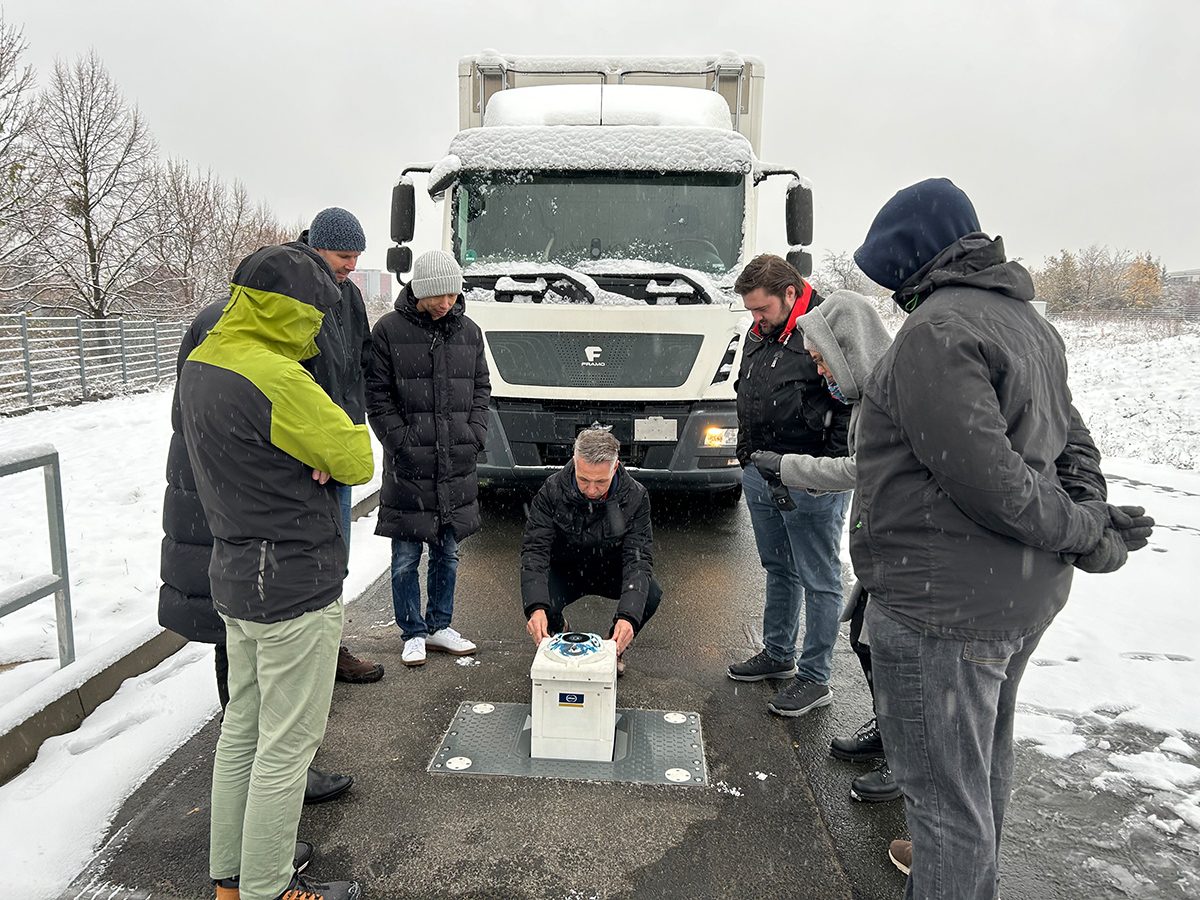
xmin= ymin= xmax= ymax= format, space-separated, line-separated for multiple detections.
xmin=388 ymin=52 xmax=813 ymax=495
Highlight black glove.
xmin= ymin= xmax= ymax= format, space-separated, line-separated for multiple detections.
xmin=1073 ymin=527 xmax=1129 ymax=574
xmin=750 ymin=450 xmax=784 ymax=481
xmin=1108 ymin=505 xmax=1154 ymax=551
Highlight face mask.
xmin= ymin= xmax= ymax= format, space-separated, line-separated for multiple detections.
xmin=826 ymin=378 xmax=846 ymax=404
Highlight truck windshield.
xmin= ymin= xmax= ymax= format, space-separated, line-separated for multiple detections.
xmin=453 ymin=170 xmax=744 ymax=274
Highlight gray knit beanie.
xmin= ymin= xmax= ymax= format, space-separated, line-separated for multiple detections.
xmin=308 ymin=207 xmax=366 ymax=252
xmin=411 ymin=250 xmax=463 ymax=299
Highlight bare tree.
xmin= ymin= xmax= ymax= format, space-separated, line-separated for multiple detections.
xmin=0 ymin=13 xmax=37 ymax=301
xmin=22 ymin=50 xmax=158 ymax=317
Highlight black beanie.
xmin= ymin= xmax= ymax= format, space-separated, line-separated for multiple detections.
xmin=308 ymin=207 xmax=366 ymax=252
xmin=853 ymin=178 xmax=980 ymax=291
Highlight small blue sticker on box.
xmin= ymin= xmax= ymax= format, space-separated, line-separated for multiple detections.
xmin=559 ymin=692 xmax=584 ymax=707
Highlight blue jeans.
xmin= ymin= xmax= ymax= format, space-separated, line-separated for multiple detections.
xmin=743 ymin=464 xmax=848 ymax=684
xmin=391 ymin=527 xmax=459 ymax=640
xmin=867 ymin=603 xmax=1046 ymax=900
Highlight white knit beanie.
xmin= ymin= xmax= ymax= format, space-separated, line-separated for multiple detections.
xmin=411 ymin=250 xmax=463 ymax=299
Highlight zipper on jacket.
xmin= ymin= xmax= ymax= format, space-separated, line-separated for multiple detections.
xmin=257 ymin=540 xmax=268 ymax=603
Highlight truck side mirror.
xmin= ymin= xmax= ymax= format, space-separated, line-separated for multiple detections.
xmin=387 ymin=245 xmax=413 ymax=275
xmin=786 ymin=249 xmax=813 ymax=278
xmin=785 ymin=181 xmax=814 ymax=248
xmin=391 ymin=178 xmax=416 ymax=244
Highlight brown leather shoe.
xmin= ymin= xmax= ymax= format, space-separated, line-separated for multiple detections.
xmin=335 ymin=645 xmax=383 ymax=683
xmin=888 ymin=839 xmax=912 ymax=874
xmin=615 ymin=651 xmax=626 ymax=677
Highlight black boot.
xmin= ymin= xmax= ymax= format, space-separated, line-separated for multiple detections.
xmin=304 ymin=767 xmax=353 ymax=804
xmin=830 ymin=716 xmax=886 ymax=762
xmin=849 ymin=757 xmax=902 ymax=803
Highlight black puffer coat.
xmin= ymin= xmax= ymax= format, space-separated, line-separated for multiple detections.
xmin=520 ymin=461 xmax=654 ymax=628
xmin=366 ymin=284 xmax=490 ymax=543
xmin=158 ymin=300 xmax=225 ymax=643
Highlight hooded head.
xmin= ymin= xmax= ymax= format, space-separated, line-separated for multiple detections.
xmin=853 ymin=178 xmax=980 ymax=292
xmin=212 ymin=244 xmax=338 ymax=361
xmin=798 ymin=291 xmax=892 ymax=403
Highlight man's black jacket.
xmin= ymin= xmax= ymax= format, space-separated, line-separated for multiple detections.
xmin=735 ymin=287 xmax=851 ymax=465
xmin=521 ymin=461 xmax=654 ymax=628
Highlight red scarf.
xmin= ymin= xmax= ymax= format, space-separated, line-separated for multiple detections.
xmin=749 ymin=281 xmax=813 ymax=345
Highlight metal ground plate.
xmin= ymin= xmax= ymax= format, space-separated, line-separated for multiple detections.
xmin=428 ymin=701 xmax=708 ymax=786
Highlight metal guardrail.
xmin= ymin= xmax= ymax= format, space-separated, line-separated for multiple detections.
xmin=0 ymin=313 xmax=188 ymax=414
xmin=0 ymin=443 xmax=74 ymax=667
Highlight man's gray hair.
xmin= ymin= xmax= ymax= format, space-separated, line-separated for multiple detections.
xmin=574 ymin=428 xmax=620 ymax=465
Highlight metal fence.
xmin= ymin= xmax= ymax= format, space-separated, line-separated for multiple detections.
xmin=0 ymin=313 xmax=188 ymax=415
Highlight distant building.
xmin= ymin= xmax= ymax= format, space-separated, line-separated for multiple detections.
xmin=1166 ymin=268 xmax=1200 ymax=285
xmin=348 ymin=269 xmax=394 ymax=304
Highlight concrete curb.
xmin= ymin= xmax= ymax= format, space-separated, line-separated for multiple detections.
xmin=0 ymin=488 xmax=382 ymax=787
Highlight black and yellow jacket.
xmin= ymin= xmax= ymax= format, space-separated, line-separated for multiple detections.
xmin=179 ymin=244 xmax=373 ymax=624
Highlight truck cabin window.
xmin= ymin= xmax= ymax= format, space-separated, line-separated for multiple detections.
xmin=453 ymin=171 xmax=743 ymax=273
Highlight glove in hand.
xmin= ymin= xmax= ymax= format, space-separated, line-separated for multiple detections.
xmin=1108 ymin=505 xmax=1154 ymax=551
xmin=750 ymin=450 xmax=784 ymax=481
xmin=1074 ymin=527 xmax=1129 ymax=574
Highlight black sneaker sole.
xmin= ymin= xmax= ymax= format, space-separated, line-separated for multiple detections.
xmin=850 ymin=785 xmax=903 ymax=803
xmin=767 ymin=690 xmax=833 ymax=717
xmin=728 ymin=664 xmax=799 ymax=682
xmin=829 ymin=744 xmax=887 ymax=762
xmin=335 ymin=666 xmax=385 ymax=684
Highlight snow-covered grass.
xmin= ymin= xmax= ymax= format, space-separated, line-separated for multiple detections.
xmin=0 ymin=314 xmax=1198 ymax=898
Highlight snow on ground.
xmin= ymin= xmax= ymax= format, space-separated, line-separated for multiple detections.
xmin=0 ymin=316 xmax=1198 ymax=898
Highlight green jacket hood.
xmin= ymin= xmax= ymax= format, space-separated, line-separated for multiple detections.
xmin=209 ymin=243 xmax=339 ymax=361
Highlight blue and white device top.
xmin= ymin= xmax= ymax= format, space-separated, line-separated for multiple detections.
xmin=548 ymin=632 xmax=604 ymax=657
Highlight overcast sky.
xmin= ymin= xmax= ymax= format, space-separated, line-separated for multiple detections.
xmin=6 ymin=0 xmax=1198 ymax=275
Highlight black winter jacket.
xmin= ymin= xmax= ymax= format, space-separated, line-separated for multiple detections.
xmin=366 ymin=284 xmax=490 ymax=543
xmin=158 ymin=300 xmax=225 ymax=643
xmin=850 ymin=235 xmax=1108 ymax=640
xmin=521 ymin=461 xmax=655 ymax=628
xmin=297 ymin=241 xmax=372 ymax=425
xmin=735 ymin=285 xmax=851 ymax=465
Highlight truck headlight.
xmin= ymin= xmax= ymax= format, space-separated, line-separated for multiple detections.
xmin=702 ymin=426 xmax=738 ymax=448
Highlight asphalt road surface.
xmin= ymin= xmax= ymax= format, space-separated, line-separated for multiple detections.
xmin=61 ymin=489 xmax=1191 ymax=899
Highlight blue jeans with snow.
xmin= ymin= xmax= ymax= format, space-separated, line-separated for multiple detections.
xmin=867 ymin=602 xmax=1046 ymax=900
xmin=743 ymin=464 xmax=848 ymax=684
xmin=391 ymin=527 xmax=459 ymax=640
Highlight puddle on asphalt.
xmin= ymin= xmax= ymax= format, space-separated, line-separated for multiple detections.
xmin=1005 ymin=718 xmax=1199 ymax=899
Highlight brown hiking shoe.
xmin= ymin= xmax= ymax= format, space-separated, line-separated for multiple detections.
xmin=335 ymin=645 xmax=383 ymax=683
xmin=889 ymin=839 xmax=912 ymax=875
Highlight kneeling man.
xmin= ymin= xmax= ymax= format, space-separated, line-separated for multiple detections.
xmin=521 ymin=428 xmax=661 ymax=676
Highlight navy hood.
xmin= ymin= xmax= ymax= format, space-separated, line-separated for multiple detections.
xmin=854 ymin=178 xmax=980 ymax=292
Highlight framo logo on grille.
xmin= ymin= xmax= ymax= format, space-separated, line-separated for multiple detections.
xmin=582 ymin=345 xmax=605 ymax=367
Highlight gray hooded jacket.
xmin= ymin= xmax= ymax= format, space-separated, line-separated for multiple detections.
xmin=778 ymin=290 xmax=893 ymax=492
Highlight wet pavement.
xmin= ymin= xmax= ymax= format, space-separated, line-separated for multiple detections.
xmin=62 ymin=489 xmax=1196 ymax=899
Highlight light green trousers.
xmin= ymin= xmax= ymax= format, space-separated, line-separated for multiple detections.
xmin=210 ymin=599 xmax=343 ymax=900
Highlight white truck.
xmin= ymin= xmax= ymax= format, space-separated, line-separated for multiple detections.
xmin=387 ymin=51 xmax=814 ymax=499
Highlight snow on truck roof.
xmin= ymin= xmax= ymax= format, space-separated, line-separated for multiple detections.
xmin=483 ymin=84 xmax=734 ymax=130
xmin=429 ymin=124 xmax=753 ymax=190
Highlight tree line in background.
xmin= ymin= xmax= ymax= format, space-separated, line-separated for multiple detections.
xmin=0 ymin=16 xmax=297 ymax=321
xmin=811 ymin=248 xmax=1195 ymax=318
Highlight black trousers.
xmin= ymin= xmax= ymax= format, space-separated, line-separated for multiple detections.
xmin=543 ymin=561 xmax=662 ymax=637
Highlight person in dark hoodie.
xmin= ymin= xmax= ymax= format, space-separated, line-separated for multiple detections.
xmin=746 ymin=290 xmax=898 ymax=803
xmin=302 ymin=207 xmax=385 ymax=685
xmin=180 ymin=243 xmax=373 ymax=900
xmin=366 ymin=249 xmax=491 ymax=668
xmin=849 ymin=178 xmax=1154 ymax=897
xmin=520 ymin=427 xmax=659 ymax=675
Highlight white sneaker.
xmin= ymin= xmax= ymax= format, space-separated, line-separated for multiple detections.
xmin=402 ymin=636 xmax=426 ymax=667
xmin=426 ymin=626 xmax=476 ymax=656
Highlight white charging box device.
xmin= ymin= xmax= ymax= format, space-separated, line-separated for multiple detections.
xmin=529 ymin=632 xmax=617 ymax=761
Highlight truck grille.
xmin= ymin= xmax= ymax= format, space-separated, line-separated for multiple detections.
xmin=486 ymin=331 xmax=703 ymax=388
